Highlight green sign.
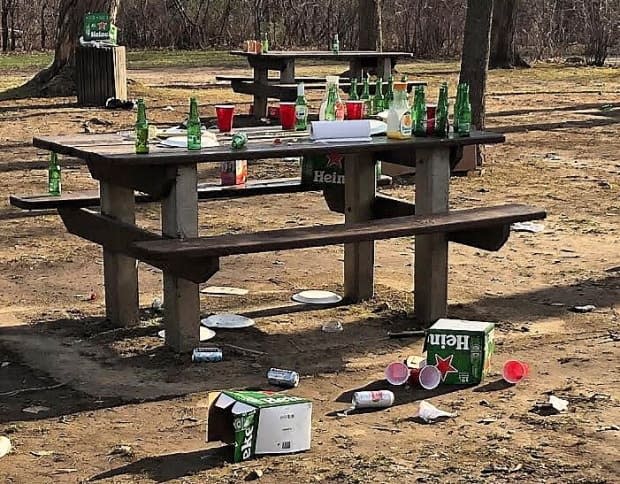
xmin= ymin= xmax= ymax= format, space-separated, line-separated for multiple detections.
xmin=425 ymin=319 xmax=495 ymax=385
xmin=84 ymin=12 xmax=118 ymax=44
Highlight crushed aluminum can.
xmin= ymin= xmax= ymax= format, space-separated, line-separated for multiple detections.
xmin=231 ymin=132 xmax=248 ymax=150
xmin=267 ymin=368 xmax=299 ymax=388
xmin=352 ymin=390 xmax=395 ymax=409
xmin=192 ymin=347 xmax=223 ymax=363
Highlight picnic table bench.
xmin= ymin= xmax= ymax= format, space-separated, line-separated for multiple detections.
xmin=229 ymin=50 xmax=415 ymax=118
xmin=12 ymin=130 xmax=546 ymax=353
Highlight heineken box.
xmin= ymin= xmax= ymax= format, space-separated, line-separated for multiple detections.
xmin=84 ymin=12 xmax=118 ymax=44
xmin=301 ymin=154 xmax=345 ymax=188
xmin=207 ymin=391 xmax=312 ymax=462
xmin=424 ymin=319 xmax=495 ymax=385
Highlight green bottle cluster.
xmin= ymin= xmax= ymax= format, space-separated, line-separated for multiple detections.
xmin=135 ymin=98 xmax=149 ymax=154
xmin=412 ymin=85 xmax=427 ymax=136
xmin=187 ymin=97 xmax=202 ymax=150
xmin=48 ymin=152 xmax=61 ymax=196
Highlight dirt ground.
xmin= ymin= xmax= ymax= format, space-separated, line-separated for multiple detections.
xmin=0 ymin=60 xmax=619 ymax=483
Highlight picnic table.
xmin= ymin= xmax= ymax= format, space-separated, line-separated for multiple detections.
xmin=18 ymin=130 xmax=545 ymax=353
xmin=228 ymin=50 xmax=415 ymax=119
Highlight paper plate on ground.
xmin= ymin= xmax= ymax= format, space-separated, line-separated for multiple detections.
xmin=200 ymin=286 xmax=249 ymax=296
xmin=157 ymin=327 xmax=216 ymax=341
xmin=201 ymin=314 xmax=255 ymax=329
xmin=292 ymin=290 xmax=342 ymax=305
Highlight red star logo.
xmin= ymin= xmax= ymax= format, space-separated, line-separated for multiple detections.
xmin=326 ymin=153 xmax=344 ymax=169
xmin=434 ymin=354 xmax=458 ymax=381
xmin=97 ymin=21 xmax=108 ymax=30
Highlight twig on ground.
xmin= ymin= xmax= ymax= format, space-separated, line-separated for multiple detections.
xmin=221 ymin=343 xmax=267 ymax=356
xmin=0 ymin=382 xmax=66 ymax=397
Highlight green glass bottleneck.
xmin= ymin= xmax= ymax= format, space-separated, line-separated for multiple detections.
xmin=324 ymin=83 xmax=338 ymax=121
xmin=413 ymin=85 xmax=427 ymax=136
xmin=373 ymin=78 xmax=385 ymax=114
xmin=453 ymin=83 xmax=464 ymax=135
xmin=360 ymin=73 xmax=372 ymax=118
xmin=435 ymin=83 xmax=449 ymax=137
xmin=48 ymin=152 xmax=61 ymax=196
xmin=135 ymin=98 xmax=149 ymax=154
xmin=261 ymin=32 xmax=269 ymax=53
xmin=349 ymin=78 xmax=359 ymax=100
xmin=187 ymin=97 xmax=202 ymax=150
xmin=332 ymin=34 xmax=339 ymax=54
xmin=385 ymin=76 xmax=394 ymax=108
xmin=295 ymin=83 xmax=308 ymax=131
xmin=457 ymin=84 xmax=472 ymax=136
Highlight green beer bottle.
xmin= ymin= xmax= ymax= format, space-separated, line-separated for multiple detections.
xmin=135 ymin=98 xmax=149 ymax=154
xmin=295 ymin=83 xmax=308 ymax=131
xmin=435 ymin=83 xmax=449 ymax=137
xmin=458 ymin=84 xmax=472 ymax=136
xmin=360 ymin=73 xmax=372 ymax=118
xmin=187 ymin=97 xmax=202 ymax=150
xmin=385 ymin=76 xmax=394 ymax=109
xmin=261 ymin=32 xmax=269 ymax=54
xmin=453 ymin=83 xmax=463 ymax=135
xmin=324 ymin=83 xmax=338 ymax=121
xmin=349 ymin=78 xmax=359 ymax=101
xmin=413 ymin=85 xmax=427 ymax=136
xmin=373 ymin=77 xmax=385 ymax=114
xmin=332 ymin=34 xmax=340 ymax=54
xmin=48 ymin=152 xmax=61 ymax=196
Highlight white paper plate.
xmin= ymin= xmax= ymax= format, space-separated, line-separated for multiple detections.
xmin=160 ymin=126 xmax=208 ymax=137
xmin=157 ymin=327 xmax=216 ymax=341
xmin=292 ymin=290 xmax=343 ymax=305
xmin=201 ymin=314 xmax=255 ymax=329
xmin=200 ymin=286 xmax=249 ymax=296
xmin=369 ymin=119 xmax=388 ymax=135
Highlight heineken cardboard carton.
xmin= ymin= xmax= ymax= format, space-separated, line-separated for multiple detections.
xmin=207 ymin=391 xmax=312 ymax=462
xmin=301 ymin=153 xmax=346 ymax=188
xmin=425 ymin=318 xmax=495 ymax=385
xmin=84 ymin=12 xmax=118 ymax=44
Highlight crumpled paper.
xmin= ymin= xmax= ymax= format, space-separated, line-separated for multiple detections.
xmin=0 ymin=436 xmax=11 ymax=458
xmin=414 ymin=401 xmax=457 ymax=423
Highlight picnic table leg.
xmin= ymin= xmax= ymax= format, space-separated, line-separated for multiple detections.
xmin=253 ymin=65 xmax=268 ymax=119
xmin=414 ymin=147 xmax=450 ymax=326
xmin=344 ymin=153 xmax=376 ymax=301
xmin=100 ymin=183 xmax=139 ymax=326
xmin=376 ymin=58 xmax=392 ymax=81
xmin=162 ymin=165 xmax=200 ymax=353
xmin=280 ymin=59 xmax=295 ymax=84
xmin=349 ymin=60 xmax=362 ymax=80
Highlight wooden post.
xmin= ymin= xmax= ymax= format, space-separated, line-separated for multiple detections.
xmin=253 ymin=65 xmax=269 ymax=119
xmin=377 ymin=57 xmax=392 ymax=81
xmin=344 ymin=153 xmax=376 ymax=301
xmin=100 ymin=183 xmax=139 ymax=326
xmin=75 ymin=45 xmax=128 ymax=107
xmin=280 ymin=59 xmax=295 ymax=84
xmin=162 ymin=165 xmax=200 ymax=353
xmin=414 ymin=147 xmax=450 ymax=326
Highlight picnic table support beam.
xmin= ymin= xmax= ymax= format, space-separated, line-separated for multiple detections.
xmin=162 ymin=165 xmax=200 ymax=353
xmin=100 ymin=183 xmax=139 ymax=327
xmin=253 ymin=66 xmax=269 ymax=119
xmin=377 ymin=57 xmax=392 ymax=81
xmin=414 ymin=147 xmax=450 ymax=326
xmin=280 ymin=59 xmax=295 ymax=84
xmin=344 ymin=153 xmax=376 ymax=301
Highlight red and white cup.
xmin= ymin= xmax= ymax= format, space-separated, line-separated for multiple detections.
xmin=385 ymin=361 xmax=410 ymax=386
xmin=417 ymin=365 xmax=442 ymax=390
xmin=502 ymin=360 xmax=529 ymax=384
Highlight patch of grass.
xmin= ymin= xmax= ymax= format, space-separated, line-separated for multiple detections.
xmin=126 ymin=50 xmax=247 ymax=69
xmin=0 ymin=52 xmax=52 ymax=71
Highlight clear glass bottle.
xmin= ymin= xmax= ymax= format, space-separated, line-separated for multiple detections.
xmin=386 ymin=82 xmax=412 ymax=139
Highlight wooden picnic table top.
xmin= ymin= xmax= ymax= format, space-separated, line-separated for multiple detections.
xmin=33 ymin=131 xmax=505 ymax=167
xmin=229 ymin=50 xmax=414 ymax=60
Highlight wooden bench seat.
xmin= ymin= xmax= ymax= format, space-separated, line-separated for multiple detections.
xmin=216 ymin=75 xmax=333 ymax=83
xmin=132 ymin=204 xmax=546 ymax=283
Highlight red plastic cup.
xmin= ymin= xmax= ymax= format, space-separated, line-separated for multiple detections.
xmin=215 ymin=105 xmax=235 ymax=133
xmin=279 ymin=102 xmax=296 ymax=130
xmin=418 ymin=365 xmax=442 ymax=390
xmin=503 ymin=360 xmax=530 ymax=384
xmin=385 ymin=362 xmax=410 ymax=386
xmin=345 ymin=100 xmax=364 ymax=120
xmin=426 ymin=104 xmax=436 ymax=136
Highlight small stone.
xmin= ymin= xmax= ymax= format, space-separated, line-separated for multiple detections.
xmin=245 ymin=469 xmax=263 ymax=480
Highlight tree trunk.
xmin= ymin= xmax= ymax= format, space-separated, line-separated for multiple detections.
xmin=489 ymin=0 xmax=529 ymax=69
xmin=1 ymin=1 xmax=8 ymax=52
xmin=460 ymin=0 xmax=493 ymax=163
xmin=358 ymin=0 xmax=378 ymax=50
xmin=1 ymin=0 xmax=120 ymax=99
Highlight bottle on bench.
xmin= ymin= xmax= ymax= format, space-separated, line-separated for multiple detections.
xmin=48 ymin=152 xmax=61 ymax=196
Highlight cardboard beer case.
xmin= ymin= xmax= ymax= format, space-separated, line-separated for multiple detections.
xmin=84 ymin=12 xmax=118 ymax=44
xmin=207 ymin=391 xmax=312 ymax=462
xmin=425 ymin=318 xmax=495 ymax=385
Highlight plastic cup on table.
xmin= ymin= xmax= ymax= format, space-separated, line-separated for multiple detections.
xmin=345 ymin=100 xmax=364 ymax=120
xmin=279 ymin=102 xmax=296 ymax=130
xmin=418 ymin=365 xmax=442 ymax=390
xmin=502 ymin=360 xmax=529 ymax=384
xmin=215 ymin=105 xmax=235 ymax=133
xmin=426 ymin=104 xmax=437 ymax=136
xmin=385 ymin=361 xmax=410 ymax=386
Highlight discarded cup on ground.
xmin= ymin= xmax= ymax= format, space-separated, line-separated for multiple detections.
xmin=404 ymin=355 xmax=426 ymax=369
xmin=417 ymin=365 xmax=442 ymax=390
xmin=414 ymin=400 xmax=457 ymax=423
xmin=215 ymin=105 xmax=235 ymax=132
xmin=352 ymin=390 xmax=394 ymax=409
xmin=345 ymin=100 xmax=364 ymax=120
xmin=279 ymin=102 xmax=296 ymax=130
xmin=322 ymin=320 xmax=344 ymax=333
xmin=267 ymin=368 xmax=300 ymax=388
xmin=502 ymin=360 xmax=529 ymax=384
xmin=192 ymin=347 xmax=223 ymax=362
xmin=385 ymin=362 xmax=410 ymax=386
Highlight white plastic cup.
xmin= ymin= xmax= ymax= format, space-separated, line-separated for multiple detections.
xmin=418 ymin=365 xmax=442 ymax=390
xmin=385 ymin=361 xmax=411 ymax=386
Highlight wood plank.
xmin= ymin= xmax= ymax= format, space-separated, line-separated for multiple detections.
xmin=230 ymin=50 xmax=414 ymax=60
xmin=344 ymin=153 xmax=376 ymax=301
xmin=162 ymin=165 xmax=201 ymax=353
xmin=100 ymin=183 xmax=139 ymax=327
xmin=57 ymin=207 xmax=219 ymax=283
xmin=132 ymin=204 xmax=546 ymax=259
xmin=252 ymin=66 xmax=269 ymax=119
xmin=414 ymin=147 xmax=450 ymax=327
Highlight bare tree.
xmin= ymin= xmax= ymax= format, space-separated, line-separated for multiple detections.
xmin=358 ymin=0 xmax=381 ymax=50
xmin=2 ymin=0 xmax=120 ymax=99
xmin=489 ymin=0 xmax=529 ymax=68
